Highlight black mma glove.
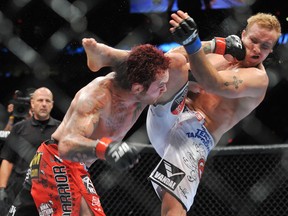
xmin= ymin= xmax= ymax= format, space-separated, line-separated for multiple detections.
xmin=95 ymin=137 xmax=139 ymax=170
xmin=172 ymin=16 xmax=201 ymax=54
xmin=212 ymin=35 xmax=246 ymax=61
xmin=0 ymin=188 xmax=8 ymax=202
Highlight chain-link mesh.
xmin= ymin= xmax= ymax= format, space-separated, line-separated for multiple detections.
xmin=89 ymin=145 xmax=288 ymax=216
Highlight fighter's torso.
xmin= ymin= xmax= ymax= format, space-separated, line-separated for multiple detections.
xmin=188 ymin=93 xmax=262 ymax=144
xmin=187 ymin=55 xmax=266 ymax=144
xmin=95 ymin=99 xmax=145 ymax=141
xmin=53 ymin=74 xmax=146 ymax=142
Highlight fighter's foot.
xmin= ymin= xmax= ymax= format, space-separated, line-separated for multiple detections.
xmin=82 ymin=38 xmax=108 ymax=72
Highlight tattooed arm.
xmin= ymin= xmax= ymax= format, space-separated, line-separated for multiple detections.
xmin=56 ymin=77 xmax=109 ymax=163
xmin=169 ymin=10 xmax=269 ymax=100
xmin=188 ymin=50 xmax=268 ymax=99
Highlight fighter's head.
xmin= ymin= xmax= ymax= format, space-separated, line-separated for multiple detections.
xmin=115 ymin=44 xmax=170 ymax=91
xmin=241 ymin=13 xmax=281 ymax=66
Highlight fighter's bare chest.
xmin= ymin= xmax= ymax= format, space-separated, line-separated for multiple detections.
xmin=101 ymin=102 xmax=144 ymax=135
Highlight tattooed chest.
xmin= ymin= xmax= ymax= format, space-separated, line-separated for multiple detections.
xmin=105 ymin=114 xmax=129 ymax=131
xmin=105 ymin=102 xmax=143 ymax=132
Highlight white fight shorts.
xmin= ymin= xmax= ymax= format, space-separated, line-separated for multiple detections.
xmin=147 ymin=82 xmax=189 ymax=156
xmin=147 ymin=82 xmax=215 ymax=211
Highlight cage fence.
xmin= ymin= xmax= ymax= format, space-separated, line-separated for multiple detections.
xmin=89 ymin=144 xmax=288 ymax=216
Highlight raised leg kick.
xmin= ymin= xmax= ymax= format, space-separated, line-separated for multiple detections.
xmin=82 ymin=38 xmax=129 ymax=72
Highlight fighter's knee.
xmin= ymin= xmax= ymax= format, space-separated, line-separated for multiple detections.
xmin=162 ymin=208 xmax=186 ymax=216
xmin=161 ymin=192 xmax=187 ymax=216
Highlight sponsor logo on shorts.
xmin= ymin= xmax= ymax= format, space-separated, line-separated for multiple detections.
xmin=183 ymin=149 xmax=206 ymax=182
xmin=92 ymin=196 xmax=101 ymax=207
xmin=82 ymin=175 xmax=97 ymax=194
xmin=179 ymin=186 xmax=189 ymax=200
xmin=53 ymin=165 xmax=72 ymax=214
xmin=198 ymin=158 xmax=205 ymax=179
xmin=183 ymin=152 xmax=197 ymax=182
xmin=82 ymin=176 xmax=102 ymax=212
xmin=29 ymin=152 xmax=43 ymax=179
xmin=152 ymin=160 xmax=185 ymax=190
xmin=38 ymin=201 xmax=54 ymax=216
xmin=194 ymin=111 xmax=203 ymax=121
xmin=171 ymin=84 xmax=188 ymax=115
xmin=186 ymin=126 xmax=213 ymax=152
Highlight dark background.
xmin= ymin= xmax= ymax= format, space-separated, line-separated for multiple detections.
xmin=0 ymin=0 xmax=288 ymax=146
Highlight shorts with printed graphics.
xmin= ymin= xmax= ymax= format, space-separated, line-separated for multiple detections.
xmin=29 ymin=142 xmax=106 ymax=216
xmin=148 ymin=108 xmax=215 ymax=211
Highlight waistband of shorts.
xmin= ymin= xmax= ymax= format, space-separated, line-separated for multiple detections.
xmin=44 ymin=138 xmax=59 ymax=145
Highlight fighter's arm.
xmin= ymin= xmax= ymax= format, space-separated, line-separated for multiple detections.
xmin=186 ymin=64 xmax=268 ymax=99
xmin=170 ymin=10 xmax=268 ymax=99
xmin=169 ymin=35 xmax=245 ymax=63
xmin=168 ymin=41 xmax=213 ymax=56
xmin=206 ymin=65 xmax=268 ymax=98
xmin=185 ymin=36 xmax=268 ymax=98
xmin=58 ymin=81 xmax=138 ymax=170
xmin=57 ymin=84 xmax=107 ymax=162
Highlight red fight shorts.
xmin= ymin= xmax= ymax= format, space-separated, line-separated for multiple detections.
xmin=29 ymin=142 xmax=105 ymax=215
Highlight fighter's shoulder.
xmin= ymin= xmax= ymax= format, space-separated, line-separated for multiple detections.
xmin=77 ymin=75 xmax=113 ymax=108
xmin=236 ymin=64 xmax=269 ymax=95
xmin=88 ymin=72 xmax=114 ymax=91
xmin=251 ymin=65 xmax=269 ymax=86
xmin=239 ymin=63 xmax=267 ymax=78
xmin=91 ymin=72 xmax=115 ymax=83
xmin=165 ymin=52 xmax=187 ymax=67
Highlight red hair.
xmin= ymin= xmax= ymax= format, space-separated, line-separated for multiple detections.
xmin=115 ymin=44 xmax=170 ymax=91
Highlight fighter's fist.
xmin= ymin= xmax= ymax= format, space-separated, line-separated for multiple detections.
xmin=105 ymin=142 xmax=139 ymax=170
xmin=212 ymin=35 xmax=246 ymax=61
xmin=170 ymin=11 xmax=201 ymax=54
xmin=95 ymin=138 xmax=139 ymax=170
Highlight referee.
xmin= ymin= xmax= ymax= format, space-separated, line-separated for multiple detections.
xmin=0 ymin=87 xmax=61 ymax=215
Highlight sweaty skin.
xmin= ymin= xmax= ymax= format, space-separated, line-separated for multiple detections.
xmin=81 ymin=13 xmax=280 ymax=213
xmin=52 ymin=71 xmax=169 ymax=164
xmin=51 ymin=43 xmax=170 ymax=215
xmin=83 ymin=39 xmax=130 ymax=72
xmin=82 ymin=38 xmax=189 ymax=105
xmin=169 ymin=10 xmax=278 ymax=144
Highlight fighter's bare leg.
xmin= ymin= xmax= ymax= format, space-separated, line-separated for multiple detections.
xmin=80 ymin=197 xmax=94 ymax=216
xmin=161 ymin=191 xmax=186 ymax=216
xmin=82 ymin=38 xmax=129 ymax=72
